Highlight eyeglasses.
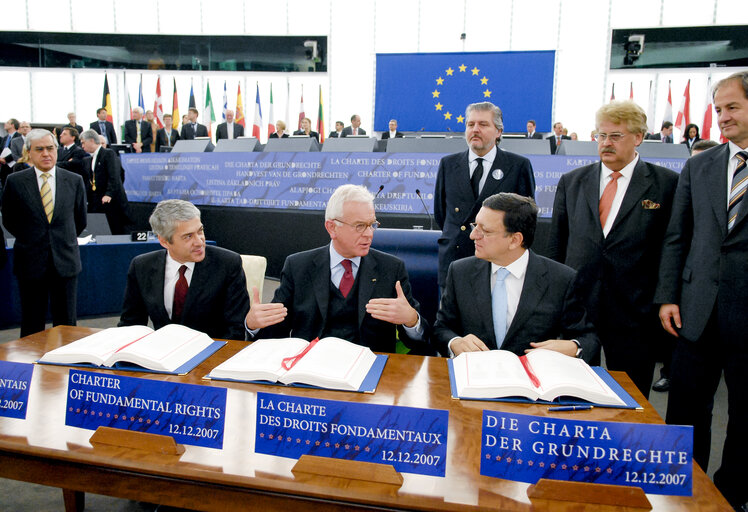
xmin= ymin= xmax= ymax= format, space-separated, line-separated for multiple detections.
xmin=334 ymin=219 xmax=380 ymax=233
xmin=469 ymin=223 xmax=507 ymax=237
xmin=594 ymin=132 xmax=627 ymax=143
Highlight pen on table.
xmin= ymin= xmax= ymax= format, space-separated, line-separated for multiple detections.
xmin=548 ymin=405 xmax=594 ymax=412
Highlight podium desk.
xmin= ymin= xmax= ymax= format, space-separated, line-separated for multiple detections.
xmin=0 ymin=327 xmax=731 ymax=511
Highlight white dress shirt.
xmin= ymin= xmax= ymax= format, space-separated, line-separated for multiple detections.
xmin=226 ymin=122 xmax=234 ymax=140
xmin=163 ymin=254 xmax=195 ymax=319
xmin=468 ymin=144 xmax=497 ymax=194
xmin=599 ymin=153 xmax=639 ymax=237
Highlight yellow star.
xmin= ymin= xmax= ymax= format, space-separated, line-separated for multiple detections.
xmin=483 ymin=89 xmax=492 ymax=98
xmin=435 ymin=102 xmax=443 ymax=111
xmin=472 ymin=67 xmax=480 ymax=75
xmin=445 ymin=67 xmax=454 ymax=76
xmin=444 ymin=112 xmax=452 ymax=120
xmin=432 ymin=89 xmax=440 ymax=98
xmin=480 ymin=76 xmax=489 ymax=85
xmin=456 ymin=115 xmax=464 ymax=123
xmin=459 ymin=64 xmax=467 ymax=72
xmin=436 ymin=77 xmax=444 ymax=85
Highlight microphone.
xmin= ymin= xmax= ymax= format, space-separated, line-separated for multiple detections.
xmin=374 ymin=185 xmax=384 ymax=199
xmin=415 ymin=188 xmax=434 ymax=231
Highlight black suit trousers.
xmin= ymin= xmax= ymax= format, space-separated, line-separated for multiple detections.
xmin=17 ymin=257 xmax=77 ymax=336
xmin=665 ymin=309 xmax=748 ymax=507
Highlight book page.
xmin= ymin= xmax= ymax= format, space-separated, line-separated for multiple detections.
xmin=282 ymin=337 xmax=376 ymax=390
xmin=108 ymin=324 xmax=213 ymax=372
xmin=39 ymin=326 xmax=154 ymax=366
xmin=209 ymin=338 xmax=309 ymax=382
xmin=453 ymin=350 xmax=537 ymax=399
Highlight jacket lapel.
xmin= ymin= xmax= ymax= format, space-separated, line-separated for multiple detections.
xmin=312 ymin=249 xmax=331 ymax=329
xmin=583 ymin=163 xmax=602 ymax=231
xmin=150 ymin=251 xmax=169 ymax=322
xmin=472 ymin=259 xmax=496 ymax=348
xmin=504 ymin=252 xmax=547 ymax=342
xmin=706 ymin=145 xmax=729 ymax=238
xmin=608 ymin=159 xmax=653 ymax=234
xmin=23 ymin=168 xmax=47 ymax=221
xmin=356 ymin=254 xmax=377 ymax=327
xmin=479 ymin=148 xmax=510 ymax=199
xmin=456 ymin=151 xmax=474 ymax=202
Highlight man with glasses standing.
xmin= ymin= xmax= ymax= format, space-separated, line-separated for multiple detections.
xmin=245 ymin=184 xmax=430 ymax=354
xmin=547 ymin=100 xmax=678 ymax=398
xmin=1 ymin=129 xmax=87 ymax=337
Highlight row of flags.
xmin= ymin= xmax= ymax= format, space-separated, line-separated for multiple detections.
xmin=100 ymin=73 xmax=326 ymax=143
xmin=610 ymin=79 xmax=723 ymax=142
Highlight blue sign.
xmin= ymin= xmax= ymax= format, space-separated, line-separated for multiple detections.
xmin=65 ymin=370 xmax=226 ymax=449
xmin=481 ymin=411 xmax=693 ymax=496
xmin=123 ymin=152 xmax=685 ymax=218
xmin=0 ymin=361 xmax=34 ymax=420
xmin=255 ymin=392 xmax=448 ymax=476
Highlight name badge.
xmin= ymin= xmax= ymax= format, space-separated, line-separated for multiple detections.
xmin=481 ymin=410 xmax=693 ymax=496
xmin=0 ymin=361 xmax=34 ymax=419
xmin=256 ymin=392 xmax=448 ymax=476
xmin=65 ymin=370 xmax=226 ymax=449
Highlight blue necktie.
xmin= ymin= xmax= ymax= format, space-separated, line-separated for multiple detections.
xmin=492 ymin=268 xmax=510 ymax=349
xmin=99 ymin=122 xmax=108 ymax=144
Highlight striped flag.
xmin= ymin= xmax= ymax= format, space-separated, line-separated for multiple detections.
xmin=122 ymin=72 xmax=132 ymax=140
xmin=203 ymin=82 xmax=216 ymax=139
xmin=675 ymin=79 xmax=690 ymax=135
xmin=138 ymin=74 xmax=145 ymax=112
xmin=236 ymin=83 xmax=245 ymax=127
xmin=189 ymin=80 xmax=196 ymax=109
xmin=222 ymin=80 xmax=228 ymax=121
xmin=610 ymin=83 xmax=615 ymax=101
xmin=171 ymin=78 xmax=180 ymax=130
xmin=629 ymin=82 xmax=634 ymax=100
xmin=252 ymin=82 xmax=263 ymax=140
xmin=663 ymin=81 xmax=673 ymax=124
xmin=153 ymin=76 xmax=164 ymax=129
xmin=646 ymin=80 xmax=656 ymax=135
xmin=317 ymin=85 xmax=325 ymax=144
xmin=267 ymin=83 xmax=275 ymax=138
xmin=101 ymin=74 xmax=113 ymax=123
xmin=702 ymin=77 xmax=713 ymax=141
xmin=298 ymin=86 xmax=305 ymax=129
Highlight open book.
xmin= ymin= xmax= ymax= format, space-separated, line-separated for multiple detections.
xmin=451 ymin=349 xmax=627 ymax=407
xmin=38 ymin=324 xmax=225 ymax=375
xmin=207 ymin=337 xmax=386 ymax=392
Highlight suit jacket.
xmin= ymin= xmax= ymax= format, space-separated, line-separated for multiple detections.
xmin=268 ymin=132 xmax=289 ymax=139
xmin=56 ymin=144 xmax=88 ymax=177
xmin=119 ymin=245 xmax=250 ymax=341
xmin=155 ymin=128 xmax=180 ymax=152
xmin=257 ymin=246 xmax=431 ymax=355
xmin=655 ymin=143 xmax=748 ymax=342
xmin=2 ymin=133 xmax=21 ymax=163
xmin=646 ymin=133 xmax=672 ymax=143
xmin=292 ymin=130 xmax=319 ymax=142
xmin=341 ymin=126 xmax=367 ymax=137
xmin=89 ymin=120 xmax=118 ymax=145
xmin=10 ymin=136 xmax=25 ymax=162
xmin=434 ymin=252 xmax=599 ymax=362
xmin=434 ymin=148 xmax=536 ymax=287
xmin=180 ymin=122 xmax=208 ymax=140
xmin=1 ymin=167 xmax=87 ymax=278
xmin=123 ymin=120 xmax=153 ymax=151
xmin=547 ymin=134 xmax=572 ymax=155
xmin=81 ymin=147 xmax=127 ymax=212
xmin=526 ymin=132 xmax=543 ymax=139
xmin=381 ymin=131 xmax=403 ymax=140
xmin=548 ymin=158 xmax=679 ymax=329
xmin=215 ymin=122 xmax=244 ymax=140
xmin=328 ymin=131 xmax=342 ymax=138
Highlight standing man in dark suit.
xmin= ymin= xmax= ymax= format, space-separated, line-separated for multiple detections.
xmin=341 ymin=114 xmax=367 ymax=137
xmin=119 ymin=199 xmax=249 ymax=340
xmin=434 ymin=101 xmax=536 ymax=289
xmin=525 ymin=120 xmax=543 ymax=139
xmin=1 ymin=129 xmax=87 ymax=337
xmin=645 ymin=121 xmax=673 ymax=143
xmin=155 ymin=114 xmax=180 ymax=152
xmin=434 ymin=193 xmax=599 ymax=361
xmin=215 ymin=109 xmax=244 ymax=141
xmin=80 ymin=130 xmax=131 ymax=234
xmin=180 ymin=107 xmax=208 ymax=140
xmin=548 ymin=100 xmax=678 ymax=398
xmin=655 ymin=72 xmax=748 ymax=510
xmin=547 ymin=122 xmax=571 ymax=154
xmin=381 ymin=119 xmax=404 ymax=140
xmin=124 ymin=107 xmax=153 ymax=153
xmin=328 ymin=121 xmax=344 ymax=138
xmin=89 ymin=107 xmax=118 ymax=147
xmin=245 ymin=184 xmax=431 ymax=355
xmin=1 ymin=118 xmax=21 ymax=170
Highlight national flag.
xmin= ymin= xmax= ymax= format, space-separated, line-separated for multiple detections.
xmin=675 ymin=79 xmax=690 ymax=135
xmin=702 ymin=77 xmax=713 ymax=141
xmin=235 ymin=83 xmax=245 ymax=127
xmin=153 ymin=76 xmax=164 ymax=129
xmin=203 ymin=82 xmax=216 ymax=139
xmin=629 ymin=82 xmax=634 ymax=100
xmin=267 ymin=83 xmax=275 ymax=138
xmin=663 ymin=81 xmax=673 ymax=124
xmin=138 ymin=74 xmax=145 ymax=113
xmin=101 ymin=74 xmax=113 ymax=123
xmin=610 ymin=83 xmax=615 ymax=101
xmin=171 ymin=78 xmax=180 ymax=130
xmin=646 ymin=80 xmax=656 ymax=135
xmin=252 ymin=82 xmax=263 ymax=140
xmin=222 ymin=80 xmax=228 ymax=121
xmin=189 ymin=80 xmax=196 ymax=109
xmin=122 ymin=73 xmax=133 ymax=140
xmin=317 ymin=85 xmax=325 ymax=144
xmin=298 ymin=86 xmax=305 ymax=130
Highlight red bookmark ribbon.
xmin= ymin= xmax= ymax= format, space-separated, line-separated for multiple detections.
xmin=519 ymin=355 xmax=541 ymax=388
xmin=281 ymin=338 xmax=319 ymax=370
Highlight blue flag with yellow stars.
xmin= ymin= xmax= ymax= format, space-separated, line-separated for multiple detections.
xmin=375 ymin=51 xmax=554 ymax=133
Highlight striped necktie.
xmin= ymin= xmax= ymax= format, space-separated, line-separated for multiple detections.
xmin=728 ymin=151 xmax=748 ymax=232
xmin=40 ymin=173 xmax=53 ymax=223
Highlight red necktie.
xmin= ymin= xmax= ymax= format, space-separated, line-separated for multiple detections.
xmin=599 ymin=171 xmax=622 ymax=229
xmin=172 ymin=265 xmax=188 ymax=321
xmin=339 ymin=260 xmax=354 ymax=298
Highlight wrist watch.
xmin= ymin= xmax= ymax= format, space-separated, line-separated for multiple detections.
xmin=570 ymin=339 xmax=582 ymax=358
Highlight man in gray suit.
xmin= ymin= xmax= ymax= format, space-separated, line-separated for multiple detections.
xmin=656 ymin=71 xmax=748 ymax=510
xmin=434 ymin=193 xmax=599 ymax=362
xmin=341 ymin=115 xmax=367 ymax=137
xmin=10 ymin=121 xmax=31 ymax=162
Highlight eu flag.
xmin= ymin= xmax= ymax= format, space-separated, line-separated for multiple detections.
xmin=375 ymin=51 xmax=554 ymax=133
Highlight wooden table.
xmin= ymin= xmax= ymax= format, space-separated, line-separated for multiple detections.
xmin=0 ymin=327 xmax=732 ymax=511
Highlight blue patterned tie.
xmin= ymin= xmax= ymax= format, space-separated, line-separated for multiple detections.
xmin=492 ymin=268 xmax=510 ymax=349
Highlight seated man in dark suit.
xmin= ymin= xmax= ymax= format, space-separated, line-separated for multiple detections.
xmin=245 ymin=184 xmax=431 ymax=355
xmin=328 ymin=121 xmax=344 ymax=138
xmin=89 ymin=107 xmax=118 ymax=147
xmin=180 ymin=107 xmax=209 ymax=140
xmin=119 ymin=199 xmax=249 ymax=340
xmin=434 ymin=193 xmax=599 ymax=362
xmin=645 ymin=121 xmax=673 ymax=143
xmin=381 ymin=119 xmax=403 ymax=139
xmin=155 ymin=114 xmax=180 ymax=152
xmin=292 ymin=117 xmax=319 ymax=142
xmin=341 ymin=114 xmax=366 ymax=137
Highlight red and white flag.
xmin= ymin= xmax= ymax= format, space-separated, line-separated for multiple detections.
xmin=153 ymin=77 xmax=164 ymax=129
xmin=663 ymin=81 xmax=673 ymax=124
xmin=610 ymin=83 xmax=615 ymax=101
xmin=702 ymin=77 xmax=713 ymax=141
xmin=629 ymin=82 xmax=634 ymax=100
xmin=675 ymin=79 xmax=690 ymax=135
xmin=267 ymin=83 xmax=276 ymax=138
xmin=646 ymin=80 xmax=656 ymax=135
xmin=298 ymin=86 xmax=305 ymax=129
xmin=252 ymin=82 xmax=263 ymax=140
